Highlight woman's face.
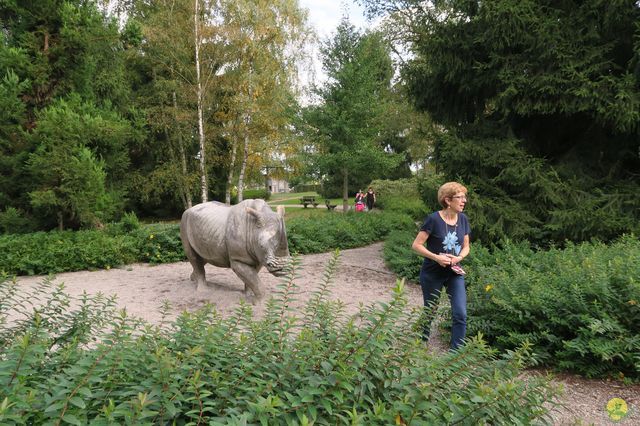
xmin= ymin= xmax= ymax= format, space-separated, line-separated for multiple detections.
xmin=448 ymin=192 xmax=467 ymax=212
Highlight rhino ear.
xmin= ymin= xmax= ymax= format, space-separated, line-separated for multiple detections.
xmin=246 ymin=207 xmax=264 ymax=227
xmin=276 ymin=205 xmax=285 ymax=218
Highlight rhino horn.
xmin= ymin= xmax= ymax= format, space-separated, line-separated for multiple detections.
xmin=276 ymin=205 xmax=285 ymax=218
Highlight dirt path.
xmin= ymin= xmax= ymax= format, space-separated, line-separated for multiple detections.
xmin=13 ymin=243 xmax=639 ymax=424
xmin=13 ymin=243 xmax=415 ymax=324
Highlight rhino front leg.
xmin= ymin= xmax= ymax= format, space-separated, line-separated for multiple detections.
xmin=230 ymin=261 xmax=264 ymax=302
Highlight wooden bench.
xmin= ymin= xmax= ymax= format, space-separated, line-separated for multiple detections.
xmin=300 ymin=196 xmax=318 ymax=208
xmin=325 ymin=199 xmax=337 ymax=210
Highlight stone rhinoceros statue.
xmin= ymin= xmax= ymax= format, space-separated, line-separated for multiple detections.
xmin=180 ymin=199 xmax=290 ymax=301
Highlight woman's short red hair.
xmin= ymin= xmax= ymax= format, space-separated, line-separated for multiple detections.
xmin=437 ymin=182 xmax=467 ymax=208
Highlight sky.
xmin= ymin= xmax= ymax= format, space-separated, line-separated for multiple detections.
xmin=298 ymin=0 xmax=369 ymax=40
xmin=296 ymin=0 xmax=371 ymax=95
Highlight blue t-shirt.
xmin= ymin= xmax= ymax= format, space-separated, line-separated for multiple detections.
xmin=420 ymin=211 xmax=471 ymax=273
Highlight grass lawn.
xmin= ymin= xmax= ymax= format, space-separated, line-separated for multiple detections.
xmin=282 ymin=206 xmax=340 ymax=219
xmin=268 ymin=191 xmax=345 ymax=206
xmin=269 ymin=191 xmax=317 ymax=201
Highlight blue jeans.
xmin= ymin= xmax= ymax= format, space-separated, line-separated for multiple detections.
xmin=419 ymin=268 xmax=467 ymax=350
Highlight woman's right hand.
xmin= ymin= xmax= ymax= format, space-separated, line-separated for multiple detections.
xmin=435 ymin=254 xmax=451 ymax=268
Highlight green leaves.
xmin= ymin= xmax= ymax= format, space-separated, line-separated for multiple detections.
xmin=0 ymin=256 xmax=558 ymax=424
xmin=303 ymin=22 xmax=401 ymax=198
xmin=287 ymin=210 xmax=415 ymax=254
xmin=465 ymin=235 xmax=640 ymax=378
xmin=363 ymin=0 xmax=640 ymax=247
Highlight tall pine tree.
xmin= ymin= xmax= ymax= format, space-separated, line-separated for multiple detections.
xmin=303 ymin=20 xmax=401 ymax=210
xmin=363 ymin=0 xmax=640 ymax=243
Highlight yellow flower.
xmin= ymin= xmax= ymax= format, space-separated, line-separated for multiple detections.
xmin=485 ymin=284 xmax=493 ymax=292
xmin=149 ymin=234 xmax=154 ymax=239
xmin=606 ymin=398 xmax=628 ymax=421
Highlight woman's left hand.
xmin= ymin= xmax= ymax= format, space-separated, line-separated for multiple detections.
xmin=447 ymin=254 xmax=463 ymax=265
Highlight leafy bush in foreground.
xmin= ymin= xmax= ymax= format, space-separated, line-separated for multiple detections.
xmin=466 ymin=235 xmax=640 ymax=379
xmin=384 ymin=232 xmax=640 ymax=379
xmin=0 ymin=255 xmax=559 ymax=424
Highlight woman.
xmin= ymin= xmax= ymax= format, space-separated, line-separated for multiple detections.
xmin=411 ymin=182 xmax=471 ymax=350
xmin=365 ymin=187 xmax=376 ymax=211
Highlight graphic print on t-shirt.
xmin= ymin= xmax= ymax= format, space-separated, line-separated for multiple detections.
xmin=443 ymin=231 xmax=462 ymax=256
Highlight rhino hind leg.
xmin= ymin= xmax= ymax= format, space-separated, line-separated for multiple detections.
xmin=230 ymin=261 xmax=263 ymax=302
xmin=182 ymin=242 xmax=207 ymax=293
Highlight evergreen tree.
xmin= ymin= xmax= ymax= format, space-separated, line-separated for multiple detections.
xmin=27 ymin=100 xmax=117 ymax=230
xmin=304 ymin=20 xmax=401 ymax=210
xmin=363 ymin=0 xmax=640 ymax=243
xmin=0 ymin=0 xmax=137 ymax=230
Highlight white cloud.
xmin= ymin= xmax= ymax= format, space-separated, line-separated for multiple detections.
xmin=299 ymin=0 xmax=368 ymax=39
xmin=297 ymin=1 xmax=370 ymax=102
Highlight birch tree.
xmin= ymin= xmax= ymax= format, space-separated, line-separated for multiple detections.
xmin=134 ymin=0 xmax=228 ymax=207
xmin=193 ymin=0 xmax=209 ymax=202
xmin=220 ymin=0 xmax=309 ymax=203
xmin=304 ymin=20 xmax=400 ymax=211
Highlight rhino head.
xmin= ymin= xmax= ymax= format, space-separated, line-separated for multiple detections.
xmin=246 ymin=204 xmax=290 ymax=277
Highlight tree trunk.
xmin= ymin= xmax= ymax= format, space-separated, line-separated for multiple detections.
xmin=57 ymin=211 xmax=63 ymax=231
xmin=225 ymin=116 xmax=240 ymax=205
xmin=237 ymin=116 xmax=249 ymax=203
xmin=237 ymin=63 xmax=253 ymax=203
xmin=194 ymin=0 xmax=208 ymax=203
xmin=43 ymin=31 xmax=49 ymax=53
xmin=342 ymin=168 xmax=349 ymax=213
xmin=173 ymin=91 xmax=192 ymax=209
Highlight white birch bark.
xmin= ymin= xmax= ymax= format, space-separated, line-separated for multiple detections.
xmin=225 ymin=117 xmax=239 ymax=205
xmin=237 ymin=114 xmax=250 ymax=203
xmin=194 ymin=0 xmax=208 ymax=203
xmin=237 ymin=61 xmax=253 ymax=203
xmin=173 ymin=91 xmax=192 ymax=209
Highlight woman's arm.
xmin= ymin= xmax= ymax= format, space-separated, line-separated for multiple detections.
xmin=450 ymin=234 xmax=470 ymax=265
xmin=412 ymin=231 xmax=451 ymax=268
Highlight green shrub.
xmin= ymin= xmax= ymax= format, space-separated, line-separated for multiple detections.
xmin=416 ymin=173 xmax=446 ymax=212
xmin=369 ymin=177 xmax=421 ymax=209
xmin=133 ymin=223 xmax=185 ymax=264
xmin=0 ymin=260 xmax=559 ymax=424
xmin=105 ymin=211 xmax=141 ymax=235
xmin=293 ymin=183 xmax=322 ymax=193
xmin=0 ymin=218 xmax=183 ymax=275
xmin=381 ymin=196 xmax=428 ymax=219
xmin=368 ymin=178 xmax=429 ymax=219
xmin=383 ymin=230 xmax=423 ymax=283
xmin=466 ymin=235 xmax=640 ymax=379
xmin=3 ymin=210 xmax=415 ymax=276
xmin=0 ymin=230 xmax=139 ymax=275
xmin=0 ymin=207 xmax=33 ymax=234
xmin=287 ymin=211 xmax=415 ymax=254
xmin=244 ymin=188 xmax=271 ymax=200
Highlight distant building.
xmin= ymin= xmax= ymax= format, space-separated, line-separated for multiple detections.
xmin=266 ymin=177 xmax=290 ymax=193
